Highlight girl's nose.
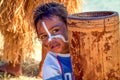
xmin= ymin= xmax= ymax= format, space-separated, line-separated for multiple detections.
xmin=48 ymin=34 xmax=56 ymax=42
xmin=48 ymin=34 xmax=69 ymax=42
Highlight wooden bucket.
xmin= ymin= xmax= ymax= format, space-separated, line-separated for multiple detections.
xmin=67 ymin=11 xmax=120 ymax=80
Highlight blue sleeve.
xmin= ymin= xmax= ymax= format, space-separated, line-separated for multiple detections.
xmin=46 ymin=75 xmax=63 ymax=80
xmin=42 ymin=66 xmax=63 ymax=80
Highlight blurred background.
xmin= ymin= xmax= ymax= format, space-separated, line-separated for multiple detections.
xmin=82 ymin=0 xmax=120 ymax=18
xmin=0 ymin=0 xmax=120 ymax=80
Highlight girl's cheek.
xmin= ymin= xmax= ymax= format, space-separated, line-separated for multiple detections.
xmin=42 ymin=41 xmax=48 ymax=48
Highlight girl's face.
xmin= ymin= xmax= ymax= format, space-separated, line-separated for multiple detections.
xmin=36 ymin=16 xmax=69 ymax=54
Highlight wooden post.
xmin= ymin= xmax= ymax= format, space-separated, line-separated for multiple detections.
xmin=67 ymin=11 xmax=120 ymax=80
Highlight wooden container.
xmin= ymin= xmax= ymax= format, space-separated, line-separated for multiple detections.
xmin=67 ymin=11 xmax=120 ymax=80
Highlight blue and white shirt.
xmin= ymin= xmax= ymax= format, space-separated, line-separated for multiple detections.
xmin=42 ymin=51 xmax=73 ymax=80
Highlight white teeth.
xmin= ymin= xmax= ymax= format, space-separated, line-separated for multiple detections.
xmin=42 ymin=21 xmax=68 ymax=43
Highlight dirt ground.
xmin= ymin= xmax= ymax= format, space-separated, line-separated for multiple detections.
xmin=0 ymin=56 xmax=42 ymax=80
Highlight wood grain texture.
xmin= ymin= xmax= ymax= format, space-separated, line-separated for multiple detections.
xmin=67 ymin=11 xmax=120 ymax=80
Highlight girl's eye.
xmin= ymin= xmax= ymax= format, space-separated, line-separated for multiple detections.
xmin=39 ymin=34 xmax=48 ymax=40
xmin=53 ymin=29 xmax=59 ymax=34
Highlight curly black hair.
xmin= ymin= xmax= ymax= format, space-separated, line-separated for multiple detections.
xmin=33 ymin=2 xmax=68 ymax=28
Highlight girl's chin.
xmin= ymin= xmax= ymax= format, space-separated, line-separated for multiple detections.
xmin=50 ymin=49 xmax=62 ymax=53
xmin=51 ymin=50 xmax=61 ymax=53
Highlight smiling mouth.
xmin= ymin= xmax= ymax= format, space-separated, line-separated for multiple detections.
xmin=51 ymin=43 xmax=61 ymax=50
